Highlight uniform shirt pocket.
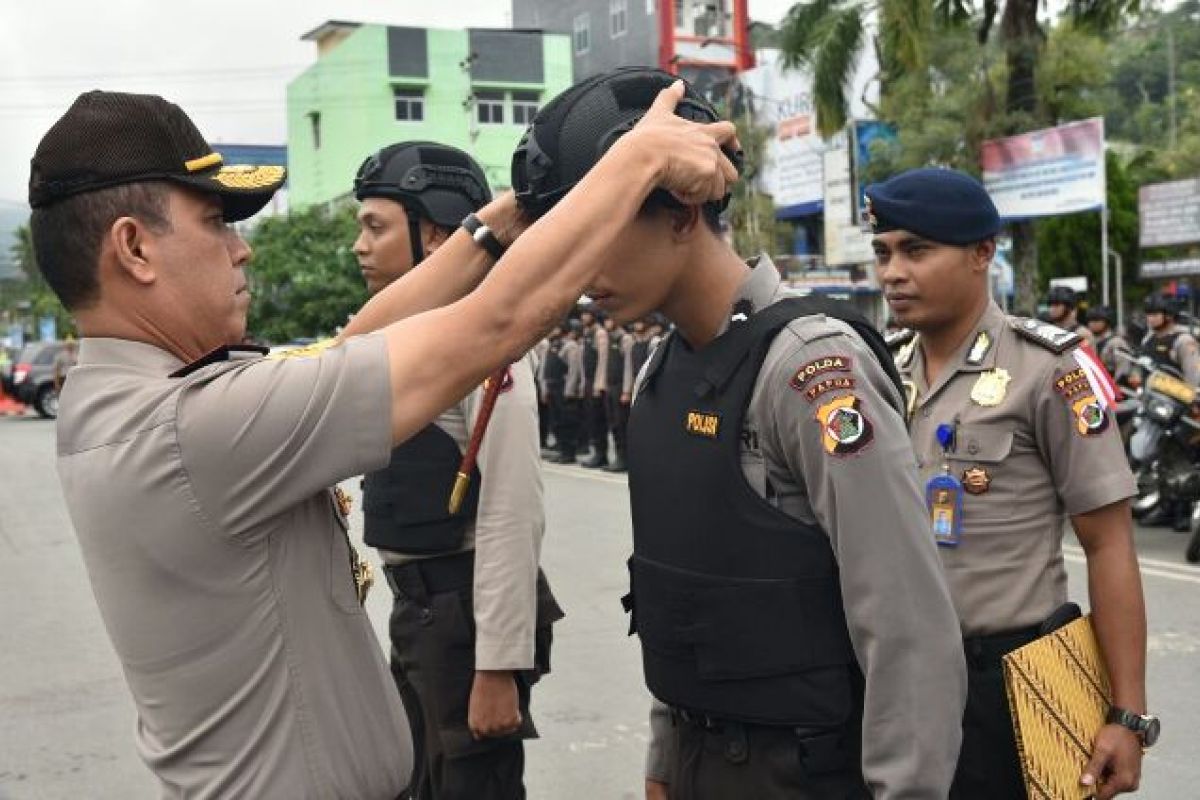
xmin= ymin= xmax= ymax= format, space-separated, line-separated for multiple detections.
xmin=945 ymin=425 xmax=1015 ymax=523
xmin=328 ymin=497 xmax=363 ymax=614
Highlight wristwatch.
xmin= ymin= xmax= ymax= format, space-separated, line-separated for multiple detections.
xmin=1106 ymin=706 xmax=1161 ymax=747
xmin=461 ymin=213 xmax=506 ymax=261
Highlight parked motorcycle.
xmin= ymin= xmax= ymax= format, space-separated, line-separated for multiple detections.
xmin=1126 ymin=356 xmax=1200 ymax=535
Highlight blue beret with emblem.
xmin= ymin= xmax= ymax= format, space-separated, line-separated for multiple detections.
xmin=863 ymin=168 xmax=1001 ymax=245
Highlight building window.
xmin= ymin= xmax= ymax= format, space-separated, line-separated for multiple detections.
xmin=611 ymin=0 xmax=628 ymax=37
xmin=393 ymin=88 xmax=425 ymax=122
xmin=573 ymin=13 xmax=591 ymax=55
xmin=307 ymin=111 xmax=321 ymax=150
xmin=476 ymin=90 xmax=505 ymax=125
xmin=512 ymin=92 xmax=540 ymax=126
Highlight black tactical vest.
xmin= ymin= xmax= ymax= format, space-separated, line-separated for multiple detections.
xmin=543 ymin=340 xmax=567 ymax=385
xmin=606 ymin=330 xmax=625 ymax=389
xmin=582 ymin=330 xmax=598 ymax=388
xmin=1144 ymin=331 xmax=1182 ymax=371
xmin=631 ymin=338 xmax=652 ymax=378
xmin=363 ymin=424 xmax=481 ymax=555
xmin=624 ymin=297 xmax=900 ymax=726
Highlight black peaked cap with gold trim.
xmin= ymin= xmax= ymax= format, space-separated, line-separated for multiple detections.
xmin=863 ymin=167 xmax=1000 ymax=246
xmin=29 ymin=90 xmax=285 ymax=222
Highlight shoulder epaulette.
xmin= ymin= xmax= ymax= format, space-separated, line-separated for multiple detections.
xmin=1008 ymin=317 xmax=1081 ymax=354
xmin=884 ymin=328 xmax=915 ymax=350
xmin=169 ymin=344 xmax=269 ymax=378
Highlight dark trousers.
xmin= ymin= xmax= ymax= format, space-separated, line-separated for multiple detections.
xmin=386 ymin=554 xmax=562 ymax=800
xmin=664 ymin=713 xmax=869 ymax=800
xmin=582 ymin=388 xmax=608 ymax=456
xmin=604 ymin=386 xmax=628 ymax=458
xmin=553 ymin=393 xmax=580 ymax=458
xmin=949 ymin=630 xmax=1036 ymax=800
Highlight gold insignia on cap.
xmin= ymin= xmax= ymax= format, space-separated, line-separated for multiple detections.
xmin=212 ymin=165 xmax=286 ymax=190
xmin=864 ymin=196 xmax=879 ymax=230
xmin=970 ymin=369 xmax=1011 ymax=407
xmin=184 ymin=152 xmax=223 ymax=173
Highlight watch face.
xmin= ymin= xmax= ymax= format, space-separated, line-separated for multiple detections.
xmin=1142 ymin=716 xmax=1161 ymax=747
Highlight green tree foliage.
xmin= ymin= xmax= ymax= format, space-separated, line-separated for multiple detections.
xmin=723 ymin=101 xmax=792 ymax=258
xmin=1035 ymin=150 xmax=1140 ymax=302
xmin=245 ymin=206 xmax=367 ymax=344
xmin=3 ymin=223 xmax=74 ymax=338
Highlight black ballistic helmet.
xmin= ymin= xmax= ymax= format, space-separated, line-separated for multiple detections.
xmin=511 ymin=67 xmax=741 ymax=218
xmin=355 ymin=141 xmax=491 ymax=264
xmin=1144 ymin=293 xmax=1177 ymax=317
xmin=1087 ymin=305 xmax=1115 ymax=326
xmin=1046 ymin=285 xmax=1077 ymax=308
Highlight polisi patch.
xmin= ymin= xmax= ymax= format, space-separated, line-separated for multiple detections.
xmin=804 ymin=376 xmax=856 ymax=403
xmin=790 ymin=356 xmax=853 ymax=392
xmin=1054 ymin=367 xmax=1090 ymax=399
xmin=685 ymin=410 xmax=721 ymax=439
xmin=814 ymin=394 xmax=874 ymax=456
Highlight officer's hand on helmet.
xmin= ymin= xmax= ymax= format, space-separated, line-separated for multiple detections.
xmin=622 ymin=81 xmax=740 ymax=207
xmin=468 ymin=670 xmax=523 ymax=739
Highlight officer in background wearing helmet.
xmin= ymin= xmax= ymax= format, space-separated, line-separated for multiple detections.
xmin=1137 ymin=293 xmax=1200 ymax=387
xmin=513 ymin=67 xmax=965 ymax=799
xmin=1045 ymin=285 xmax=1094 ymax=346
xmin=1086 ymin=306 xmax=1134 ymax=386
xmin=352 ymin=142 xmax=564 ymax=800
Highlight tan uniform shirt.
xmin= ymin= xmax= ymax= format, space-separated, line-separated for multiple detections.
xmin=1096 ymin=332 xmax=1134 ymax=384
xmin=646 ymin=259 xmax=965 ymax=799
xmin=562 ymin=339 xmax=584 ymax=399
xmin=56 ymin=336 xmax=410 ymax=800
xmin=592 ymin=325 xmax=609 ymax=395
xmin=899 ymin=303 xmax=1137 ymax=636
xmin=379 ymin=355 xmax=547 ymax=670
xmin=619 ymin=332 xmax=636 ymax=395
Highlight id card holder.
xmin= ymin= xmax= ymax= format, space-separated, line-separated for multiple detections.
xmin=926 ymin=472 xmax=963 ymax=547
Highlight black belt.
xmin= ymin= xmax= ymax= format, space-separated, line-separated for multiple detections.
xmin=667 ymin=706 xmax=856 ymax=772
xmin=383 ymin=550 xmax=474 ymax=598
xmin=962 ymin=625 xmax=1041 ymax=670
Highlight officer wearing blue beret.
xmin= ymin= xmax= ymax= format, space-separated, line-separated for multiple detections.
xmin=869 ymin=168 xmax=1156 ymax=800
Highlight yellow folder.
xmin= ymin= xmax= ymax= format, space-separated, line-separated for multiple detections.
xmin=1001 ymin=615 xmax=1112 ymax=800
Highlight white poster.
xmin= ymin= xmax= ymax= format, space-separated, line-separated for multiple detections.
xmin=981 ymin=118 xmax=1106 ymax=220
xmin=822 ymin=144 xmax=875 ymax=266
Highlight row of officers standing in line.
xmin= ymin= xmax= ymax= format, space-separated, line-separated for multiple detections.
xmin=534 ymin=311 xmax=665 ymax=470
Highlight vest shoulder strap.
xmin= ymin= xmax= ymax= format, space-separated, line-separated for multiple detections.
xmin=700 ymin=296 xmax=904 ymax=402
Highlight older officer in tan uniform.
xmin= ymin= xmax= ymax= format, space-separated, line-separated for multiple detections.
xmin=30 ymin=87 xmax=736 ymax=799
xmin=869 ymin=168 xmax=1155 ymax=800
xmin=513 ymin=68 xmax=966 ymax=800
xmin=351 ymin=140 xmax=562 ymax=799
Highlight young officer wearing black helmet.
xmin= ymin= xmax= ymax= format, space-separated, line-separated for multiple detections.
xmin=352 ymin=141 xmax=564 ymax=800
xmin=1086 ymin=306 xmax=1134 ymax=385
xmin=513 ymin=67 xmax=965 ymax=799
xmin=1138 ymin=293 xmax=1200 ymax=387
xmin=1045 ymin=284 xmax=1094 ymax=346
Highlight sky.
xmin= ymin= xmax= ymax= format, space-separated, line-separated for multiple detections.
xmin=0 ymin=0 xmax=801 ymax=210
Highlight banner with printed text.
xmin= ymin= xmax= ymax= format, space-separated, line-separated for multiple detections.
xmin=980 ymin=118 xmax=1106 ymax=221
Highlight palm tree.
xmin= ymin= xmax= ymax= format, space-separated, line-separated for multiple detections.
xmin=779 ymin=0 xmax=1138 ymax=309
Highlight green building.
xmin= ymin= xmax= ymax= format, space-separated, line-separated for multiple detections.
xmin=287 ymin=21 xmax=573 ymax=209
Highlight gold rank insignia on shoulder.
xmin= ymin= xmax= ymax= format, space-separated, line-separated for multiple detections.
xmin=268 ymin=338 xmax=338 ymax=360
xmin=970 ymin=369 xmax=1011 ymax=407
xmin=685 ymin=410 xmax=720 ymax=438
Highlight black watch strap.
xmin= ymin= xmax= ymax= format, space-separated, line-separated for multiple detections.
xmin=461 ymin=213 xmax=506 ymax=261
xmin=1106 ymin=706 xmax=1161 ymax=747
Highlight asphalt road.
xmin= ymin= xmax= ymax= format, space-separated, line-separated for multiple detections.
xmin=2 ymin=413 xmax=1198 ymax=798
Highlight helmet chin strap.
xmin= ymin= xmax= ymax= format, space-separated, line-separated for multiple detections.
xmin=405 ymin=207 xmax=425 ymax=266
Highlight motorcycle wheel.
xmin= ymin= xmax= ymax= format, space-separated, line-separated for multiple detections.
xmin=1187 ymin=518 xmax=1200 ymax=564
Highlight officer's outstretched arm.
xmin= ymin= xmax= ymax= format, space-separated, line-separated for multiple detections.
xmin=374 ymin=82 xmax=738 ymax=446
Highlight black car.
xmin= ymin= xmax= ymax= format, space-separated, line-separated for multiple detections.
xmin=11 ymin=341 xmax=68 ymax=418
